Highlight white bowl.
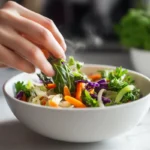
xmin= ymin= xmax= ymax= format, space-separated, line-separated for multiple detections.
xmin=130 ymin=48 xmax=150 ymax=77
xmin=3 ymin=64 xmax=150 ymax=143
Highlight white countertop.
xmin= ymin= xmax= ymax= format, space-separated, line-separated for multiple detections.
xmin=0 ymin=53 xmax=150 ymax=150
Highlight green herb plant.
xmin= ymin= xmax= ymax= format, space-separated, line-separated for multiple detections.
xmin=115 ymin=8 xmax=150 ymax=50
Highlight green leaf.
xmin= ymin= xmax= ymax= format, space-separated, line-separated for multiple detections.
xmin=108 ymin=78 xmax=128 ymax=91
xmin=68 ymin=56 xmax=75 ymax=66
xmin=108 ymin=67 xmax=128 ymax=80
xmin=115 ymin=8 xmax=150 ymax=50
xmin=82 ymin=90 xmax=99 ymax=107
xmin=99 ymin=67 xmax=135 ymax=92
xmin=37 ymin=72 xmax=53 ymax=84
xmin=47 ymin=57 xmax=85 ymax=94
xmin=98 ymin=70 xmax=110 ymax=79
xmin=121 ymin=88 xmax=141 ymax=103
xmin=15 ymin=81 xmax=31 ymax=97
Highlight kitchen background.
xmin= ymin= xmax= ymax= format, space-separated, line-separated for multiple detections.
xmin=0 ymin=0 xmax=149 ymax=52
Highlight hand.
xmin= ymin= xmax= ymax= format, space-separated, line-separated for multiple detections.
xmin=0 ymin=63 xmax=6 ymax=68
xmin=0 ymin=1 xmax=66 ymax=76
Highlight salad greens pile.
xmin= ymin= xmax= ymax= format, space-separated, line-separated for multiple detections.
xmin=47 ymin=56 xmax=85 ymax=94
xmin=14 ymin=57 xmax=141 ymax=108
xmin=115 ymin=9 xmax=150 ymax=50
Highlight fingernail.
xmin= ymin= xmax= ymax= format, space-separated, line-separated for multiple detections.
xmin=44 ymin=63 xmax=55 ymax=77
xmin=48 ymin=66 xmax=55 ymax=76
xmin=61 ymin=41 xmax=67 ymax=51
xmin=62 ymin=52 xmax=66 ymax=60
xmin=58 ymin=51 xmax=66 ymax=60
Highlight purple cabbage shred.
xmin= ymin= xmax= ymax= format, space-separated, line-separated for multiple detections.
xmin=16 ymin=91 xmax=24 ymax=100
xmin=102 ymin=96 xmax=111 ymax=104
xmin=90 ymin=94 xmax=98 ymax=99
xmin=95 ymin=79 xmax=108 ymax=93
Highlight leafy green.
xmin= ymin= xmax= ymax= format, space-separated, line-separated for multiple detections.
xmin=108 ymin=67 xmax=128 ymax=80
xmin=98 ymin=70 xmax=110 ymax=79
xmin=123 ymin=74 xmax=135 ymax=84
xmin=47 ymin=56 xmax=86 ymax=94
xmin=115 ymin=9 xmax=150 ymax=50
xmin=68 ymin=56 xmax=75 ymax=66
xmin=99 ymin=67 xmax=137 ymax=95
xmin=108 ymin=78 xmax=128 ymax=91
xmin=68 ymin=56 xmax=83 ymax=73
xmin=26 ymin=80 xmax=33 ymax=89
xmin=121 ymin=88 xmax=140 ymax=103
xmin=15 ymin=81 xmax=31 ymax=97
xmin=37 ymin=72 xmax=53 ymax=84
xmin=82 ymin=90 xmax=99 ymax=107
xmin=100 ymin=67 xmax=134 ymax=92
xmin=115 ymin=85 xmax=135 ymax=103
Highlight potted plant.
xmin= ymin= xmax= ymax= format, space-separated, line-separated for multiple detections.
xmin=115 ymin=8 xmax=150 ymax=77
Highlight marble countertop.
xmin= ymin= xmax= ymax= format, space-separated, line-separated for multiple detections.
xmin=0 ymin=52 xmax=150 ymax=150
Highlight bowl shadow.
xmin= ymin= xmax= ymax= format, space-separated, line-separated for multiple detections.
xmin=0 ymin=120 xmax=114 ymax=150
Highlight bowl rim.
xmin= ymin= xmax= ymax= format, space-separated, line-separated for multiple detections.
xmin=3 ymin=64 xmax=150 ymax=111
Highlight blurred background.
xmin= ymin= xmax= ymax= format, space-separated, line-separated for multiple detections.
xmin=0 ymin=0 xmax=148 ymax=52
xmin=0 ymin=0 xmax=150 ymax=93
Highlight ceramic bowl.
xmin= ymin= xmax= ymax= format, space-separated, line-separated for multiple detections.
xmin=130 ymin=48 xmax=150 ymax=77
xmin=3 ymin=65 xmax=150 ymax=142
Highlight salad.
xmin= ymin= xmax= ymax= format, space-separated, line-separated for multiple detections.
xmin=14 ymin=56 xmax=141 ymax=108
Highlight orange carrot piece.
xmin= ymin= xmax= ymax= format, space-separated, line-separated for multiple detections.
xmin=64 ymin=85 xmax=71 ymax=96
xmin=41 ymin=100 xmax=47 ymax=106
xmin=64 ymin=96 xmax=86 ymax=108
xmin=41 ymin=49 xmax=50 ymax=59
xmin=48 ymin=100 xmax=58 ymax=108
xmin=21 ymin=93 xmax=27 ymax=102
xmin=88 ymin=73 xmax=101 ymax=81
xmin=89 ymin=89 xmax=94 ymax=94
xmin=76 ymin=105 xmax=87 ymax=108
xmin=76 ymin=82 xmax=84 ymax=101
xmin=47 ymin=83 xmax=56 ymax=89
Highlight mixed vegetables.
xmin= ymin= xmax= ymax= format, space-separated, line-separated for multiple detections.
xmin=14 ymin=57 xmax=141 ymax=108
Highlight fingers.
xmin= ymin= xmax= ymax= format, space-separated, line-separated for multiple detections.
xmin=0 ymin=63 xmax=7 ymax=68
xmin=3 ymin=1 xmax=67 ymax=51
xmin=0 ymin=27 xmax=55 ymax=76
xmin=0 ymin=1 xmax=66 ymax=76
xmin=21 ymin=11 xmax=67 ymax=51
xmin=0 ymin=8 xmax=66 ymax=59
xmin=0 ymin=44 xmax=35 ymax=73
xmin=5 ymin=14 xmax=66 ymax=59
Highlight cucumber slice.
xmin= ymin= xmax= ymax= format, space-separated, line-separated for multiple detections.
xmin=115 ymin=85 xmax=135 ymax=103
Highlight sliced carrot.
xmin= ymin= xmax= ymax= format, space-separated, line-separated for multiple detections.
xmin=64 ymin=85 xmax=71 ymax=96
xmin=41 ymin=100 xmax=47 ymax=106
xmin=75 ymin=105 xmax=87 ymax=108
xmin=88 ymin=73 xmax=101 ymax=81
xmin=21 ymin=93 xmax=27 ymax=102
xmin=47 ymin=83 xmax=56 ymax=89
xmin=41 ymin=49 xmax=50 ymax=59
xmin=39 ymin=96 xmax=48 ymax=101
xmin=82 ymin=83 xmax=85 ymax=90
xmin=48 ymin=100 xmax=58 ymax=108
xmin=76 ymin=82 xmax=84 ymax=101
xmin=89 ymin=89 xmax=94 ymax=94
xmin=64 ymin=96 xmax=86 ymax=108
